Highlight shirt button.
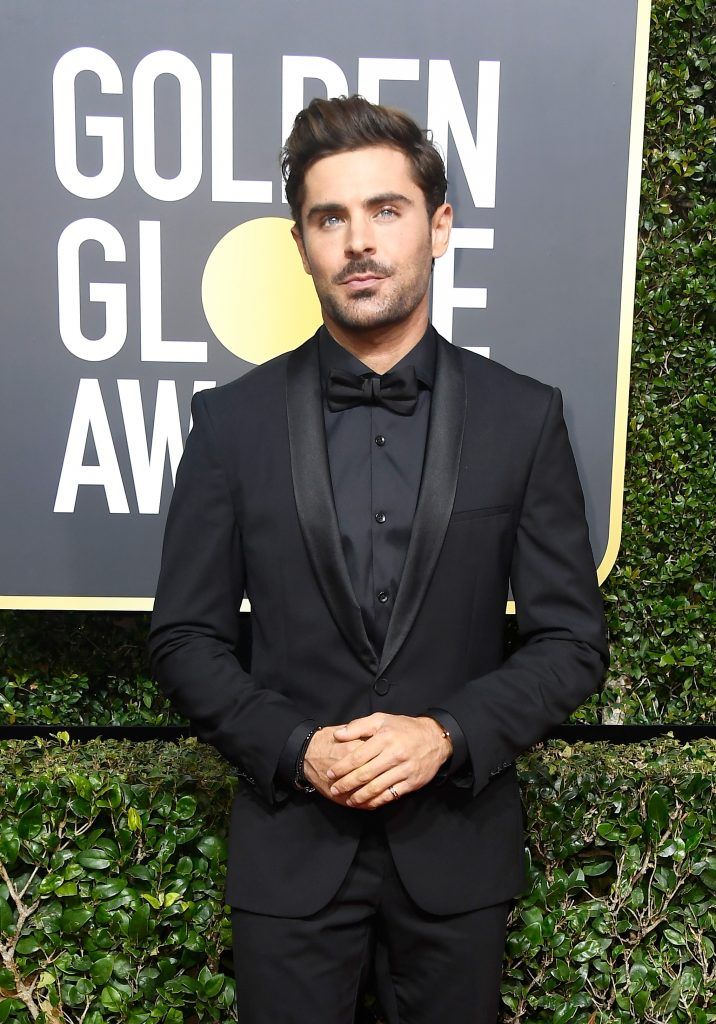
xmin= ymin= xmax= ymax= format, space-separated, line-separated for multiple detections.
xmin=375 ymin=511 xmax=386 ymax=523
xmin=375 ymin=434 xmax=386 ymax=446
xmin=377 ymin=590 xmax=389 ymax=603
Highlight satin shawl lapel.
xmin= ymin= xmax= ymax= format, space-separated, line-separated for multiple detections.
xmin=377 ymin=334 xmax=467 ymax=676
xmin=286 ymin=333 xmax=379 ymax=675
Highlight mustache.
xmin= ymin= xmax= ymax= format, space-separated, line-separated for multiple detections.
xmin=332 ymin=259 xmax=393 ymax=285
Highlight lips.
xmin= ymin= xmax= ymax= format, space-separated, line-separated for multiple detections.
xmin=333 ymin=261 xmax=391 ymax=289
xmin=341 ymin=274 xmax=385 ymax=288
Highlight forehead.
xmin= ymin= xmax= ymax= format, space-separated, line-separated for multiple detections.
xmin=302 ymin=145 xmax=423 ymax=205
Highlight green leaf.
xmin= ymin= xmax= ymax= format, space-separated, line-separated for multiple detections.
xmin=0 ymin=900 xmax=14 ymax=934
xmin=596 ymin=821 xmax=624 ymax=841
xmin=661 ymin=976 xmax=683 ymax=1013
xmin=128 ymin=903 xmax=151 ymax=941
xmin=0 ymin=999 xmax=15 ymax=1023
xmin=197 ymin=835 xmax=226 ymax=861
xmin=174 ymin=795 xmax=197 ymax=820
xmin=90 ymin=956 xmax=114 ymax=984
xmin=199 ymin=970 xmax=226 ymax=998
xmin=0 ymin=832 xmax=20 ymax=865
xmin=61 ymin=908 xmax=94 ymax=933
xmin=552 ymin=1001 xmax=578 ymax=1024
xmin=582 ymin=859 xmax=612 ymax=876
xmin=648 ymin=791 xmax=670 ymax=831
xmin=571 ymin=939 xmax=604 ymax=962
xmin=77 ymin=850 xmax=112 ymax=871
xmin=100 ymin=985 xmax=125 ymax=1011
xmin=55 ymin=881 xmax=78 ymax=896
xmin=94 ymin=879 xmax=127 ymax=899
xmin=17 ymin=804 xmax=43 ymax=839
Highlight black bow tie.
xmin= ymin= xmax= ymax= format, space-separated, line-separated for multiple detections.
xmin=326 ymin=366 xmax=420 ymax=416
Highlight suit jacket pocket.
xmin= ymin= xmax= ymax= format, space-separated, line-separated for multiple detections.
xmin=450 ymin=503 xmax=513 ymax=522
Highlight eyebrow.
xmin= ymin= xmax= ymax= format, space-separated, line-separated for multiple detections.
xmin=305 ymin=192 xmax=414 ymax=221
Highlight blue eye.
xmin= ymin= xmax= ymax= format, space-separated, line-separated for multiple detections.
xmin=377 ymin=207 xmax=396 ymax=218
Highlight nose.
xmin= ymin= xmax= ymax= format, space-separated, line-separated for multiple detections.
xmin=344 ymin=215 xmax=376 ymax=258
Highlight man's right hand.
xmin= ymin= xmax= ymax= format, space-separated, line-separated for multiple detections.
xmin=303 ymin=727 xmax=368 ymax=806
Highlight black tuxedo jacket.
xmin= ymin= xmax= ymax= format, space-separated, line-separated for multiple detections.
xmin=148 ymin=328 xmax=609 ymax=916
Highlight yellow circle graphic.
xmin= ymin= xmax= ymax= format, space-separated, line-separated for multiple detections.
xmin=202 ymin=217 xmax=321 ymax=364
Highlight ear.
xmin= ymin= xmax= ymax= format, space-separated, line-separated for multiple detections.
xmin=291 ymin=223 xmax=312 ymax=276
xmin=430 ymin=203 xmax=453 ymax=259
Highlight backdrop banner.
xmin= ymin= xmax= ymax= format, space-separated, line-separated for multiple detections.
xmin=0 ymin=0 xmax=650 ymax=608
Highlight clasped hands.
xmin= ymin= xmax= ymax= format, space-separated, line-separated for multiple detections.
xmin=302 ymin=713 xmax=453 ymax=810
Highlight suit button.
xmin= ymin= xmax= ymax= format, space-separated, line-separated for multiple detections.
xmin=377 ymin=590 xmax=389 ymax=603
xmin=375 ymin=434 xmax=386 ymax=446
xmin=375 ymin=511 xmax=386 ymax=523
xmin=373 ymin=677 xmax=390 ymax=696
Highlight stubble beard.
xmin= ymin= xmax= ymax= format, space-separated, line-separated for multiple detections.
xmin=321 ymin=281 xmax=427 ymax=332
xmin=319 ymin=251 xmax=433 ymax=334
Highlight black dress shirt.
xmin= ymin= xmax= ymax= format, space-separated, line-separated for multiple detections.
xmin=275 ymin=323 xmax=473 ymax=793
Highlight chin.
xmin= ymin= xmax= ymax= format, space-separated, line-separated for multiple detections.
xmin=334 ymin=309 xmax=408 ymax=332
xmin=327 ymin=293 xmax=422 ymax=333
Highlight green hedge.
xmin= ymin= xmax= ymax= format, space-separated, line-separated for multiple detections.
xmin=0 ymin=737 xmax=236 ymax=1024
xmin=503 ymin=737 xmax=715 ymax=1023
xmin=598 ymin=0 xmax=715 ymax=722
xmin=1 ymin=737 xmax=714 ymax=1023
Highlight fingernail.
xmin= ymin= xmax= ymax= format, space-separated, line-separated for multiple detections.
xmin=335 ymin=725 xmax=346 ymax=733
xmin=327 ymin=769 xmax=335 ymax=780
xmin=330 ymin=785 xmax=339 ymax=795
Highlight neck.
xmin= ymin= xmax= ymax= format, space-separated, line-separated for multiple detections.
xmin=323 ymin=302 xmax=429 ymax=374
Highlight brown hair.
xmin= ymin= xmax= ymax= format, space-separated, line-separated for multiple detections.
xmin=281 ymin=94 xmax=447 ymax=229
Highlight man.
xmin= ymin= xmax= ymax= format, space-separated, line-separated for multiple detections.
xmin=148 ymin=95 xmax=609 ymax=1023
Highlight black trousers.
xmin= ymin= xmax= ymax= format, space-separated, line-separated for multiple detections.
xmin=231 ymin=814 xmax=511 ymax=1024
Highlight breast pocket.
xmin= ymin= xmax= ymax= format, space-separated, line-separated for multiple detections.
xmin=449 ymin=503 xmax=513 ymax=523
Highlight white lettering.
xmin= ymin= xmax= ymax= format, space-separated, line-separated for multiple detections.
xmin=281 ymin=56 xmax=349 ymax=204
xmin=139 ymin=221 xmax=207 ymax=362
xmin=58 ymin=218 xmax=127 ymax=361
xmin=133 ymin=51 xmax=202 ymax=201
xmin=118 ymin=379 xmax=184 ymax=513
xmin=54 ymin=378 xmax=130 ymax=513
xmin=53 ymin=47 xmax=124 ymax=199
xmin=211 ymin=54 xmax=272 ymax=203
xmin=357 ymin=58 xmax=420 ymax=103
xmin=427 ymin=60 xmax=500 ymax=209
xmin=432 ymin=227 xmax=493 ymax=349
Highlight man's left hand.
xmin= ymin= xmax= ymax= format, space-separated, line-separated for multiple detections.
xmin=326 ymin=713 xmax=452 ymax=809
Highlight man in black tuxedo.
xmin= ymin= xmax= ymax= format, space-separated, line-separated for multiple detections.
xmin=148 ymin=95 xmax=609 ymax=1023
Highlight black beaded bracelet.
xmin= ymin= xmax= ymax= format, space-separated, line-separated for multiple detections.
xmin=293 ymin=724 xmax=322 ymax=793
